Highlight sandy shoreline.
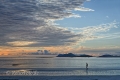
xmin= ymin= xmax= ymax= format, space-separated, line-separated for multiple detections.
xmin=0 ymin=75 xmax=120 ymax=80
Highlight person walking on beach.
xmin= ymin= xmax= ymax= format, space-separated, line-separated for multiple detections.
xmin=86 ymin=63 xmax=88 ymax=70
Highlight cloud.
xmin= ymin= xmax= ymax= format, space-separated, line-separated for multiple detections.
xmin=44 ymin=45 xmax=120 ymax=55
xmin=86 ymin=0 xmax=91 ymax=1
xmin=80 ymin=21 xmax=118 ymax=40
xmin=7 ymin=41 xmax=37 ymax=47
xmin=80 ymin=21 xmax=118 ymax=34
xmin=67 ymin=21 xmax=118 ymax=42
xmin=43 ymin=21 xmax=119 ymax=54
xmin=0 ymin=0 xmax=90 ymax=47
xmin=106 ymin=16 xmax=109 ymax=18
xmin=74 ymin=7 xmax=94 ymax=11
xmin=79 ymin=46 xmax=120 ymax=55
xmin=0 ymin=0 xmax=119 ymax=48
xmin=98 ymin=32 xmax=120 ymax=39
xmin=6 ymin=26 xmax=82 ymax=47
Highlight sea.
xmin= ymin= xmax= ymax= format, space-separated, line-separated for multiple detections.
xmin=0 ymin=55 xmax=120 ymax=76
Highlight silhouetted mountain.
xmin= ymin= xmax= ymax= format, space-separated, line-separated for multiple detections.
xmin=57 ymin=53 xmax=93 ymax=57
xmin=57 ymin=53 xmax=76 ymax=57
xmin=78 ymin=54 xmax=93 ymax=57
xmin=99 ymin=54 xmax=120 ymax=57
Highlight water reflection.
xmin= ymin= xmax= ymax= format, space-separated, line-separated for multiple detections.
xmin=86 ymin=69 xmax=88 ymax=75
xmin=0 ymin=69 xmax=120 ymax=76
xmin=5 ymin=70 xmax=38 ymax=76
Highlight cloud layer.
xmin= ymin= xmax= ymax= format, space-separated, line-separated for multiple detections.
xmin=0 ymin=0 xmax=92 ymax=47
xmin=0 ymin=0 xmax=118 ymax=48
xmin=68 ymin=21 xmax=119 ymax=42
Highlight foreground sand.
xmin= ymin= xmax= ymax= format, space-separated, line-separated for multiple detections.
xmin=0 ymin=76 xmax=120 ymax=80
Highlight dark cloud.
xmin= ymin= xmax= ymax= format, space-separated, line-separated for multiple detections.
xmin=0 ymin=0 xmax=86 ymax=47
xmin=6 ymin=26 xmax=82 ymax=47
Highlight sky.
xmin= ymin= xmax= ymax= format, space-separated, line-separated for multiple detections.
xmin=0 ymin=0 xmax=120 ymax=55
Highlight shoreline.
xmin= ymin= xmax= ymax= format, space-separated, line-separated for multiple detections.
xmin=0 ymin=75 xmax=120 ymax=80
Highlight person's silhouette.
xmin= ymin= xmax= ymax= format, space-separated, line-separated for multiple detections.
xmin=86 ymin=63 xmax=88 ymax=70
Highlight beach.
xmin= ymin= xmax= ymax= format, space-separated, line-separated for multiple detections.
xmin=0 ymin=76 xmax=120 ymax=80
xmin=0 ymin=57 xmax=120 ymax=80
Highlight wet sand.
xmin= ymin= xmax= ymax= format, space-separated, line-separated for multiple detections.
xmin=0 ymin=75 xmax=120 ymax=80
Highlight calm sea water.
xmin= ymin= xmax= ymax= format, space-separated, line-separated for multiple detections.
xmin=0 ymin=56 xmax=120 ymax=76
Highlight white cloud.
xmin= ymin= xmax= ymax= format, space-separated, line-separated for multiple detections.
xmin=98 ymin=32 xmax=120 ymax=39
xmin=86 ymin=0 xmax=91 ymax=1
xmin=80 ymin=21 xmax=118 ymax=34
xmin=7 ymin=41 xmax=37 ymax=47
xmin=106 ymin=16 xmax=109 ymax=18
xmin=75 ymin=7 xmax=94 ymax=11
xmin=67 ymin=21 xmax=119 ymax=42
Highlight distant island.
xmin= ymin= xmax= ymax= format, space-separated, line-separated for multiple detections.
xmin=99 ymin=54 xmax=120 ymax=57
xmin=57 ymin=53 xmax=120 ymax=57
xmin=57 ymin=53 xmax=93 ymax=57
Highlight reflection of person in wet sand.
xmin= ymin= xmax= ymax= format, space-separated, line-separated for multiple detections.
xmin=86 ymin=63 xmax=88 ymax=70
xmin=86 ymin=63 xmax=88 ymax=75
